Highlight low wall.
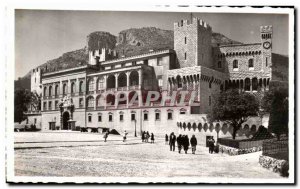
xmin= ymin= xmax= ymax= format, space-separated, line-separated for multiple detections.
xmin=259 ymin=155 xmax=289 ymax=177
xmin=219 ymin=144 xmax=262 ymax=156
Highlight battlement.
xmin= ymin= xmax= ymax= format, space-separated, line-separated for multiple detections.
xmin=174 ymin=17 xmax=212 ymax=31
xmin=260 ymin=25 xmax=273 ymax=33
xmin=89 ymin=48 xmax=117 ymax=65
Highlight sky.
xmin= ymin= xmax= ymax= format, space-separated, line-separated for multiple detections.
xmin=15 ymin=10 xmax=289 ymax=79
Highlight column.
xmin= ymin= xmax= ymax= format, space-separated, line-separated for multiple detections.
xmin=115 ymin=73 xmax=119 ymax=90
xmin=126 ymin=71 xmax=130 ymax=90
xmin=94 ymin=76 xmax=98 ymax=94
xmin=59 ymin=80 xmax=63 ymax=98
xmin=138 ymin=70 xmax=142 ymax=90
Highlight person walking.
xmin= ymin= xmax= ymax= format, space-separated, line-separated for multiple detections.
xmin=183 ymin=135 xmax=190 ymax=154
xmin=165 ymin=134 xmax=169 ymax=145
xmin=150 ymin=133 xmax=155 ymax=143
xmin=103 ymin=131 xmax=109 ymax=142
xmin=123 ymin=130 xmax=128 ymax=142
xmin=208 ymin=138 xmax=215 ymax=154
xmin=190 ymin=135 xmax=197 ymax=154
xmin=177 ymin=134 xmax=182 ymax=153
xmin=169 ymin=132 xmax=176 ymax=151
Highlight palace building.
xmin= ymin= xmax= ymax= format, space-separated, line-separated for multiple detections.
xmin=26 ymin=17 xmax=276 ymax=145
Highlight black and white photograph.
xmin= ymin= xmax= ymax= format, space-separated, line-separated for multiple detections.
xmin=4 ymin=3 xmax=295 ymax=184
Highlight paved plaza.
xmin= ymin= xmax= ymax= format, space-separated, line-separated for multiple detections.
xmin=14 ymin=132 xmax=283 ymax=178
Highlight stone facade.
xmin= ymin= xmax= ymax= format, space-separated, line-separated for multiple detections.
xmin=26 ymin=17 xmax=278 ymax=145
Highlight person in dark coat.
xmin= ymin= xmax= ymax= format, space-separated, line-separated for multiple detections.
xmin=142 ymin=131 xmax=145 ymax=142
xmin=150 ymin=133 xmax=154 ymax=143
xmin=103 ymin=131 xmax=109 ymax=142
xmin=165 ymin=134 xmax=169 ymax=145
xmin=208 ymin=138 xmax=215 ymax=154
xmin=190 ymin=135 xmax=197 ymax=154
xmin=177 ymin=134 xmax=183 ymax=153
xmin=169 ymin=132 xmax=176 ymax=151
xmin=183 ymin=135 xmax=190 ymax=154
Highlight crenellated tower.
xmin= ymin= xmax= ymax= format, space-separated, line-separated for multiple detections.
xmin=260 ymin=25 xmax=273 ymax=75
xmin=31 ymin=67 xmax=42 ymax=96
xmin=89 ymin=48 xmax=118 ymax=65
xmin=174 ymin=17 xmax=213 ymax=68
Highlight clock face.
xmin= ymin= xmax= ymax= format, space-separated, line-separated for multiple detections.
xmin=263 ymin=41 xmax=271 ymax=49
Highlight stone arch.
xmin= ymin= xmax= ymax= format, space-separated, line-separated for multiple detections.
xmin=55 ymin=85 xmax=59 ymax=96
xmin=79 ymin=80 xmax=84 ymax=92
xmin=245 ymin=78 xmax=251 ymax=91
xmin=129 ymin=70 xmax=139 ymax=86
xmin=176 ymin=75 xmax=182 ymax=88
xmin=244 ymin=124 xmax=250 ymax=137
xmin=106 ymin=93 xmax=115 ymax=105
xmin=117 ymin=92 xmax=127 ymax=105
xmin=71 ymin=82 xmax=76 ymax=94
xmin=221 ymin=123 xmax=228 ymax=134
xmin=86 ymin=96 xmax=95 ymax=108
xmin=252 ymin=77 xmax=258 ymax=91
xmin=203 ymin=123 xmax=208 ymax=132
xmin=209 ymin=123 xmax=214 ymax=132
xmin=44 ymin=86 xmax=47 ymax=96
xmin=250 ymin=125 xmax=257 ymax=134
xmin=192 ymin=123 xmax=197 ymax=131
xmin=187 ymin=122 xmax=192 ymax=131
xmin=198 ymin=123 xmax=202 ymax=132
xmin=48 ymin=85 xmax=52 ymax=96
xmin=215 ymin=123 xmax=221 ymax=133
xmin=183 ymin=122 xmax=187 ymax=131
xmin=97 ymin=76 xmax=104 ymax=90
xmin=107 ymin=75 xmax=116 ymax=89
xmin=118 ymin=72 xmax=127 ymax=88
xmin=96 ymin=94 xmax=105 ymax=107
xmin=87 ymin=78 xmax=94 ymax=92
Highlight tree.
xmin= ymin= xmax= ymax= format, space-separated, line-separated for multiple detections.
xmin=261 ymin=87 xmax=288 ymax=140
xmin=207 ymin=89 xmax=259 ymax=139
xmin=14 ymin=89 xmax=32 ymax=123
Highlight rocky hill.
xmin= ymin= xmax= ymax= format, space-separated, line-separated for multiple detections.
xmin=15 ymin=27 xmax=288 ymax=90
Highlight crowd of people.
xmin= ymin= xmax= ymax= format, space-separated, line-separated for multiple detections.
xmin=102 ymin=130 xmax=217 ymax=154
xmin=166 ymin=132 xmax=216 ymax=154
xmin=141 ymin=131 xmax=155 ymax=143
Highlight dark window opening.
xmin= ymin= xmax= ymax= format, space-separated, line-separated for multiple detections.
xmin=168 ymin=112 xmax=173 ymax=120
xmin=120 ymin=114 xmax=124 ymax=121
xmin=131 ymin=114 xmax=136 ymax=121
xmin=144 ymin=113 xmax=148 ymax=121
xmin=88 ymin=115 xmax=92 ymax=123
xmin=98 ymin=115 xmax=102 ymax=122
xmin=109 ymin=115 xmax=113 ymax=122
xmin=155 ymin=113 xmax=160 ymax=120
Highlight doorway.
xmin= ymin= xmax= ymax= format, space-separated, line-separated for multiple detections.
xmin=62 ymin=111 xmax=70 ymax=130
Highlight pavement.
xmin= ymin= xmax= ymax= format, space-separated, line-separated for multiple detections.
xmin=14 ymin=132 xmax=284 ymax=178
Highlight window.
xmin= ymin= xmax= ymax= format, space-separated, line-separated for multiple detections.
xmin=48 ymin=101 xmax=52 ymax=110
xmin=184 ymin=52 xmax=187 ymax=60
xmin=218 ymin=61 xmax=222 ymax=68
xmin=157 ymin=57 xmax=163 ymax=66
xmin=248 ymin=59 xmax=254 ymax=68
xmin=121 ymin=63 xmax=125 ymax=67
xmin=168 ymin=112 xmax=173 ymax=120
xmin=98 ymin=115 xmax=102 ymax=122
xmin=266 ymin=57 xmax=268 ymax=67
xmin=155 ymin=112 xmax=160 ymax=121
xmin=144 ymin=113 xmax=148 ymax=121
xmin=88 ymin=115 xmax=92 ymax=122
xmin=88 ymin=79 xmax=94 ymax=91
xmin=87 ymin=97 xmax=94 ymax=108
xmin=132 ymin=61 xmax=136 ymax=66
xmin=63 ymin=83 xmax=67 ymax=95
xmin=233 ymin=60 xmax=238 ymax=69
xmin=97 ymin=77 xmax=104 ymax=90
xmin=209 ymin=96 xmax=211 ymax=106
xmin=49 ymin=86 xmax=52 ymax=96
xmin=209 ymin=82 xmax=212 ymax=88
xmin=143 ymin=60 xmax=148 ymax=66
xmin=71 ymin=82 xmax=75 ymax=94
xmin=191 ymin=106 xmax=200 ymax=114
xmin=120 ymin=114 xmax=124 ymax=121
xmin=44 ymin=87 xmax=47 ymax=97
xmin=111 ymin=65 xmax=115 ymax=69
xmin=79 ymin=81 xmax=84 ymax=92
xmin=180 ymin=108 xmax=187 ymax=114
xmin=180 ymin=111 xmax=186 ymax=114
xmin=43 ymin=102 xmax=47 ymax=110
xmin=184 ymin=37 xmax=187 ymax=44
xmin=55 ymin=85 xmax=59 ymax=96
xmin=55 ymin=101 xmax=58 ymax=110
xmin=79 ymin=98 xmax=84 ymax=108
xmin=131 ymin=113 xmax=136 ymax=121
xmin=109 ymin=114 xmax=113 ymax=122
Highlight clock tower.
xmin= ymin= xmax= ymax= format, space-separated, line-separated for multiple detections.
xmin=260 ymin=25 xmax=272 ymax=74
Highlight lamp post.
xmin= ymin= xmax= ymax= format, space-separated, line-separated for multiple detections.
xmin=134 ymin=119 xmax=137 ymax=137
